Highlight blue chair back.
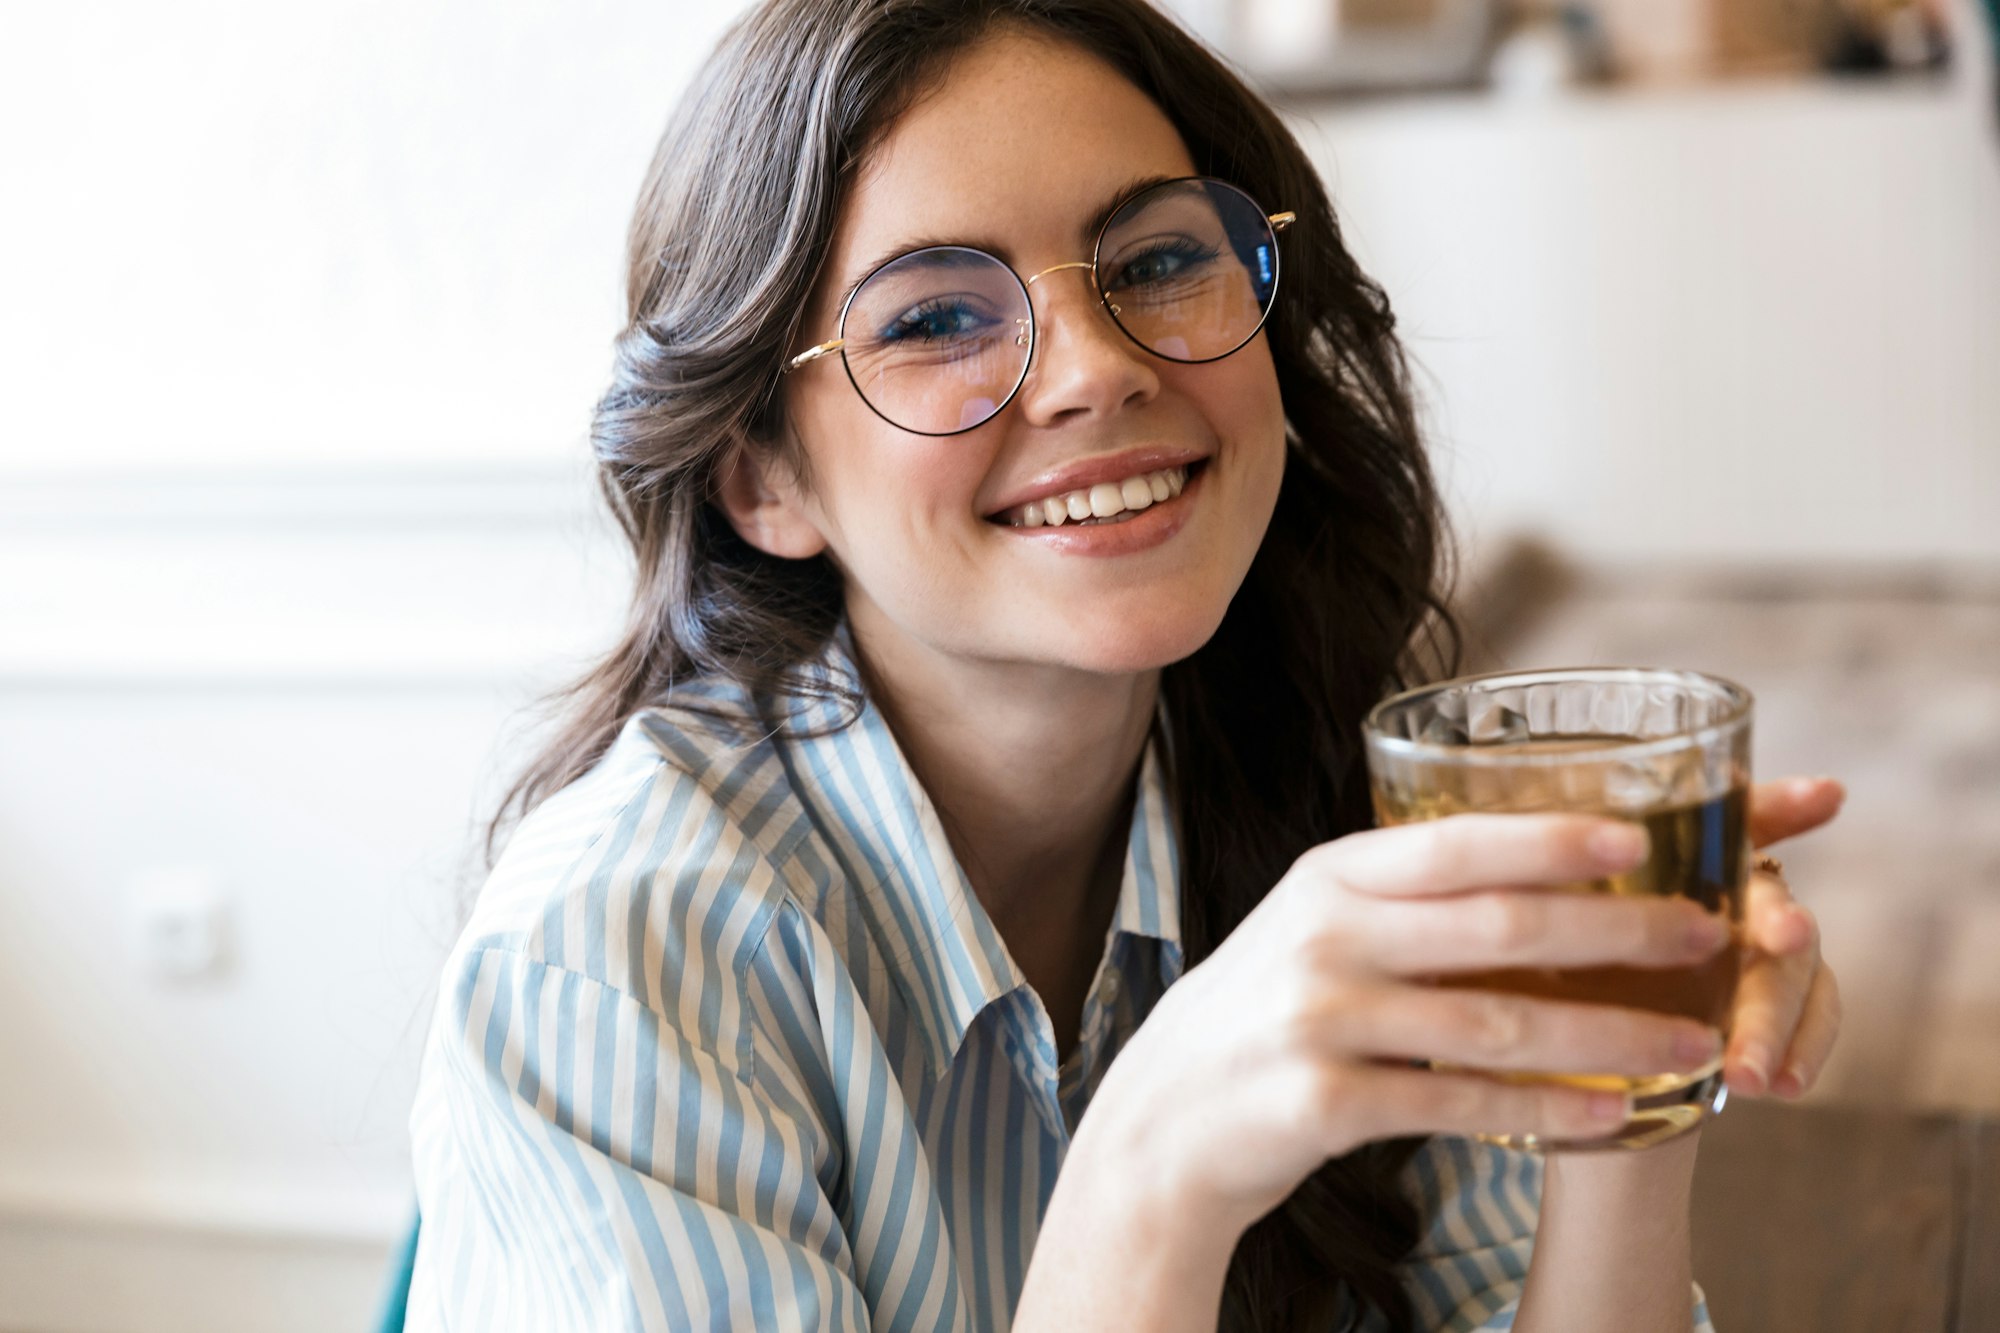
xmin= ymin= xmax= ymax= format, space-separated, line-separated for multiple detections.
xmin=373 ymin=1211 xmax=419 ymax=1332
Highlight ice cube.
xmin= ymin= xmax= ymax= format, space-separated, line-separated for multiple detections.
xmin=1469 ymin=703 xmax=1532 ymax=745
xmin=1604 ymin=760 xmax=1670 ymax=812
xmin=1420 ymin=714 xmax=1469 ymax=746
xmin=1668 ymin=748 xmax=1727 ymax=805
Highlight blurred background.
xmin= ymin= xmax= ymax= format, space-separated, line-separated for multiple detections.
xmin=0 ymin=1 xmax=1994 ymax=1329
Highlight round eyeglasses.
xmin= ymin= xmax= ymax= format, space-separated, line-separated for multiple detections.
xmin=783 ymin=176 xmax=1294 ymax=436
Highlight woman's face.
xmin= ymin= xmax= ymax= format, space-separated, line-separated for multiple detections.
xmin=763 ymin=28 xmax=1287 ymax=677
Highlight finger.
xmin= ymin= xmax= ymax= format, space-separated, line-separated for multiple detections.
xmin=1329 ymin=1062 xmax=1634 ymax=1146
xmin=1748 ymin=776 xmax=1846 ymax=848
xmin=1355 ymin=889 xmax=1733 ymax=977
xmin=1326 ymin=813 xmax=1651 ymax=898
xmin=1770 ymin=966 xmax=1843 ymax=1099
xmin=1744 ymin=868 xmax=1817 ymax=957
xmin=1724 ymin=935 xmax=1821 ymax=1097
xmin=1323 ymin=982 xmax=1725 ymax=1080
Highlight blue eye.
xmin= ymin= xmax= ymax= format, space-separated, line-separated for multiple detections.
xmin=880 ymin=298 xmax=994 ymax=343
xmin=1107 ymin=238 xmax=1221 ymax=291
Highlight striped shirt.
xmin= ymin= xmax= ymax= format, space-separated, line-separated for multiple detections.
xmin=407 ymin=620 xmax=1714 ymax=1331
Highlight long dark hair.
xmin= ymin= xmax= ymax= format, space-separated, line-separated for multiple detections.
xmin=480 ymin=2 xmax=1459 ymax=1328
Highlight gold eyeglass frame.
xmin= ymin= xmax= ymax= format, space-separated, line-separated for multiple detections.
xmin=781 ymin=175 xmax=1296 ymax=437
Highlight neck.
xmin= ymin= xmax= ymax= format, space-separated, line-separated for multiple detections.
xmin=844 ymin=602 xmax=1157 ymax=941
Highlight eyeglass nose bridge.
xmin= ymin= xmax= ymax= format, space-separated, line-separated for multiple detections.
xmin=1023 ymin=259 xmax=1095 ymax=289
xmin=1021 ymin=259 xmax=1126 ymax=331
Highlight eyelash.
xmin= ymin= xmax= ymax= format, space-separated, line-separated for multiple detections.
xmin=1106 ymin=237 xmax=1220 ymax=288
xmin=881 ymin=298 xmax=991 ymax=342
xmin=866 ymin=234 xmax=1221 ymax=346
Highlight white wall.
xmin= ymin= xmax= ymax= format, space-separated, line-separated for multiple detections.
xmin=5 ymin=0 xmax=1994 ymax=552
xmin=0 ymin=0 xmax=754 ymax=475
xmin=0 ymin=467 xmax=637 ymax=1333
xmin=0 ymin=4 xmax=748 ymax=1329
xmin=1284 ymin=27 xmax=2000 ymax=564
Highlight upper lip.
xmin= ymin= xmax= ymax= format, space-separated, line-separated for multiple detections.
xmin=982 ymin=445 xmax=1210 ymax=519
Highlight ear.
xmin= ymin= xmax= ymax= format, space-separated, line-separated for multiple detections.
xmin=710 ymin=439 xmax=830 ymax=560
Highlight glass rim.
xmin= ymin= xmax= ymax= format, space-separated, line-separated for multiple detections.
xmin=1361 ymin=665 xmax=1755 ymax=767
xmin=830 ymin=174 xmax=1284 ymax=436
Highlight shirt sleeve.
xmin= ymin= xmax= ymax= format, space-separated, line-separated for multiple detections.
xmin=409 ymin=943 xmax=870 ymax=1332
xmin=1395 ymin=1136 xmax=1716 ymax=1333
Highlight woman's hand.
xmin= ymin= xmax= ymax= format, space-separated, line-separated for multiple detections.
xmin=1723 ymin=776 xmax=1846 ymax=1101
xmin=1080 ymin=812 xmax=1734 ymax=1239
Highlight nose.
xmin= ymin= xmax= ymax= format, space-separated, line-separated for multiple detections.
xmin=1013 ymin=264 xmax=1159 ymax=428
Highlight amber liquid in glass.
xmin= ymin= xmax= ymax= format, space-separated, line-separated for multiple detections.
xmin=1372 ymin=738 xmax=1749 ymax=1145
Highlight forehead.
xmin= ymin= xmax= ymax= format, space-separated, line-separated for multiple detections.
xmin=820 ymin=29 xmax=1200 ymax=299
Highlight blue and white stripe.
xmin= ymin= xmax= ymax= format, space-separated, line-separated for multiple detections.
xmin=407 ymin=619 xmax=1714 ymax=1331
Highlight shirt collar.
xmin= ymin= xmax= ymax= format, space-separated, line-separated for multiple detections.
xmin=775 ymin=619 xmax=1184 ymax=1078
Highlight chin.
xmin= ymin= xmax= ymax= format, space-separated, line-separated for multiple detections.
xmin=1046 ymin=602 xmax=1229 ymax=675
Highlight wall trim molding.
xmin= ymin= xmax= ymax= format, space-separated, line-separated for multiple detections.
xmin=0 ymin=1170 xmax=408 ymax=1246
xmin=0 ymin=1206 xmax=400 ymax=1333
xmin=0 ymin=460 xmax=605 ymax=530
xmin=0 ymin=461 xmax=630 ymax=688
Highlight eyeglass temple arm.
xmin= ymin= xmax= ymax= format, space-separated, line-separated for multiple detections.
xmin=1269 ymin=211 xmax=1295 ymax=231
xmin=785 ymin=339 xmax=844 ymax=372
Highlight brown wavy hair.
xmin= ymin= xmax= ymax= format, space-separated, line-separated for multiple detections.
xmin=479 ymin=1 xmax=1460 ymax=1328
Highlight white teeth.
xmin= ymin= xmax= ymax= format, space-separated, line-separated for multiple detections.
xmin=999 ymin=465 xmax=1195 ymax=528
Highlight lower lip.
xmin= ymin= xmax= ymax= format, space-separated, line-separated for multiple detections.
xmin=988 ymin=464 xmax=1207 ymax=557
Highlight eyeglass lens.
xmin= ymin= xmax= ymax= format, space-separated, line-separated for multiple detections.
xmin=837 ymin=178 xmax=1279 ymax=435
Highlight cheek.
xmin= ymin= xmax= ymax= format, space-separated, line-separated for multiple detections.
xmin=1225 ymin=340 xmax=1288 ymax=452
xmin=1168 ymin=342 xmax=1287 ymax=500
xmin=782 ymin=377 xmax=893 ymax=519
xmin=781 ymin=376 xmax=996 ymax=557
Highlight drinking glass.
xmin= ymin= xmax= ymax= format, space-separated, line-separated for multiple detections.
xmin=1362 ymin=667 xmax=1754 ymax=1151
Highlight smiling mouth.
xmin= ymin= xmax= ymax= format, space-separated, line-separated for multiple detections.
xmin=985 ymin=459 xmax=1209 ymax=528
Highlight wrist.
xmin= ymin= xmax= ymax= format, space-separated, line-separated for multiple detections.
xmin=1062 ymin=1112 xmax=1255 ymax=1256
xmin=1017 ymin=1119 xmax=1244 ymax=1333
xmin=1543 ymin=1122 xmax=1701 ymax=1209
xmin=1518 ymin=1122 xmax=1700 ymax=1332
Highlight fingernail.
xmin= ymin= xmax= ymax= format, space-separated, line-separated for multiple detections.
xmin=1588 ymin=1091 xmax=1632 ymax=1124
xmin=1674 ymin=1025 xmax=1724 ymax=1068
xmin=1590 ymin=823 xmax=1648 ymax=869
xmin=1773 ymin=1067 xmax=1805 ymax=1099
xmin=1687 ymin=912 xmax=1731 ymax=952
xmin=1737 ymin=1044 xmax=1772 ymax=1093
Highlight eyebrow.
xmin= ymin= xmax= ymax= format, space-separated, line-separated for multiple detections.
xmin=834 ymin=171 xmax=1186 ymax=302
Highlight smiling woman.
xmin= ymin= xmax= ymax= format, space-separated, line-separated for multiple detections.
xmin=397 ymin=2 xmax=1768 ymax=1332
